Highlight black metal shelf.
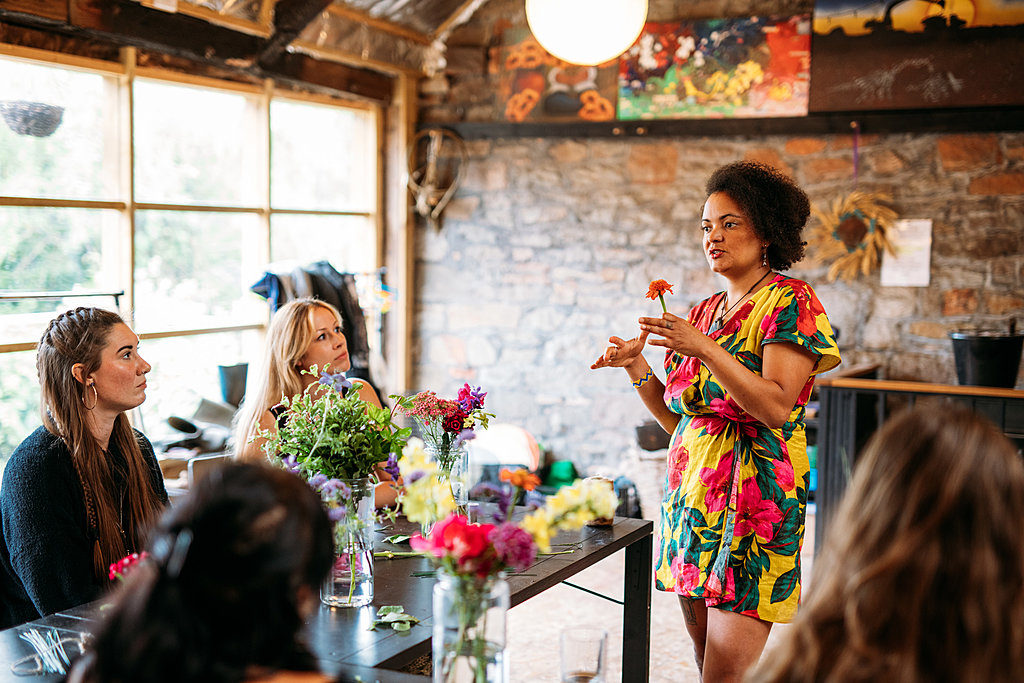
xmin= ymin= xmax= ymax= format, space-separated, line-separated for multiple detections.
xmin=424 ymin=106 xmax=1024 ymax=139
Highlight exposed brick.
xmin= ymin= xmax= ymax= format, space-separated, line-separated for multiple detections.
xmin=743 ymin=148 xmax=792 ymax=177
xmin=984 ymin=292 xmax=1024 ymax=315
xmin=867 ymin=149 xmax=906 ymax=175
xmin=805 ymin=157 xmax=852 ymax=180
xmin=626 ymin=144 xmax=677 ymax=185
xmin=830 ymin=133 xmax=880 ymax=150
xmin=908 ymin=321 xmax=952 ymax=339
xmin=784 ymin=138 xmax=827 ymax=155
xmin=943 ymin=289 xmax=979 ymax=316
xmin=445 ymin=47 xmax=485 ymax=75
xmin=969 ymin=172 xmax=1024 ymax=195
xmin=550 ymin=140 xmax=587 ymax=164
xmin=937 ymin=134 xmax=1001 ymax=171
xmin=419 ymin=75 xmax=449 ymax=97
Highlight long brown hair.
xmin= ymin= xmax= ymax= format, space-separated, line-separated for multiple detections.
xmin=751 ymin=404 xmax=1024 ymax=682
xmin=233 ymin=298 xmax=344 ymax=459
xmin=37 ymin=307 xmax=164 ymax=581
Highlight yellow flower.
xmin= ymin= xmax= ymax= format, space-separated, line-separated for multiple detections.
xmin=520 ymin=510 xmax=552 ymax=553
xmin=397 ymin=439 xmax=456 ymax=524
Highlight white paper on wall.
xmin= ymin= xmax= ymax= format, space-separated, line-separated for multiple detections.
xmin=880 ymin=218 xmax=932 ymax=287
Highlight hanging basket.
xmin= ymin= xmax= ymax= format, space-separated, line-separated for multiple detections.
xmin=0 ymin=100 xmax=64 ymax=138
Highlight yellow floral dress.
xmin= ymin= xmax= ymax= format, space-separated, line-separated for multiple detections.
xmin=653 ymin=274 xmax=840 ymax=623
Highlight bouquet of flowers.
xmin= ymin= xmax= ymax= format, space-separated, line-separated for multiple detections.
xmin=260 ymin=366 xmax=409 ymax=606
xmin=394 ymin=383 xmax=493 ymax=474
xmin=397 ymin=441 xmax=618 ymax=682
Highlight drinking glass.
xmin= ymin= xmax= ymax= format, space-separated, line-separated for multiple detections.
xmin=560 ymin=627 xmax=607 ymax=683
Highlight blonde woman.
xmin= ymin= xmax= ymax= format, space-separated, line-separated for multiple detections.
xmin=233 ymin=298 xmax=397 ymax=506
xmin=750 ymin=404 xmax=1024 ymax=683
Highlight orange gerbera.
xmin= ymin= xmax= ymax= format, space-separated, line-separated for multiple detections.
xmin=500 ymin=468 xmax=541 ymax=491
xmin=646 ymin=279 xmax=674 ymax=299
xmin=646 ymin=279 xmax=674 ymax=313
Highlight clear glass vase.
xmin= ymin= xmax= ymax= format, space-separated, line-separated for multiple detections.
xmin=321 ymin=477 xmax=374 ymax=608
xmin=424 ymin=440 xmax=470 ymax=515
xmin=432 ymin=570 xmax=509 ymax=683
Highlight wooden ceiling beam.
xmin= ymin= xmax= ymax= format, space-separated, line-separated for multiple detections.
xmin=1 ymin=0 xmax=394 ymax=103
xmin=257 ymin=0 xmax=332 ymax=69
xmin=326 ymin=4 xmax=433 ymax=46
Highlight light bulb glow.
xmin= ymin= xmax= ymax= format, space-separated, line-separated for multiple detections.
xmin=525 ymin=0 xmax=649 ymax=66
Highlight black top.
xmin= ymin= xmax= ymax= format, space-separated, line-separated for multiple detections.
xmin=0 ymin=426 xmax=168 ymax=628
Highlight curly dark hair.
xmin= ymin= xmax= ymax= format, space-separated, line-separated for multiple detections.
xmin=80 ymin=462 xmax=334 ymax=683
xmin=705 ymin=161 xmax=809 ymax=271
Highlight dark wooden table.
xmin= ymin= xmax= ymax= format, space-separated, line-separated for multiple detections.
xmin=0 ymin=515 xmax=653 ymax=682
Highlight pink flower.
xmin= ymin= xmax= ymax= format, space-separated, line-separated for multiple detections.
xmin=699 ymin=452 xmax=735 ymax=512
xmin=667 ymin=443 xmax=689 ymax=491
xmin=733 ymin=478 xmax=783 ymax=541
xmin=490 ymin=522 xmax=536 ymax=571
xmin=774 ymin=458 xmax=795 ymax=492
xmin=411 ymin=514 xmax=497 ymax=577
xmin=670 ymin=557 xmax=701 ymax=593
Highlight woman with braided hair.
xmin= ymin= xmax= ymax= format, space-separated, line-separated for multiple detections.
xmin=0 ymin=307 xmax=167 ymax=628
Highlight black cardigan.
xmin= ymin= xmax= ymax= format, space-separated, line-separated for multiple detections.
xmin=0 ymin=426 xmax=168 ymax=628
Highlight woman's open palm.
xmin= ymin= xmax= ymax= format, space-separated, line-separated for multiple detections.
xmin=591 ymin=330 xmax=649 ymax=369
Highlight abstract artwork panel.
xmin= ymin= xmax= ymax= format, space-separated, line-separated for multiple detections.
xmin=617 ymin=15 xmax=811 ymax=120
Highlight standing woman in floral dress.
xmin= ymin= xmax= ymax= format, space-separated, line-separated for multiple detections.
xmin=592 ymin=162 xmax=840 ymax=682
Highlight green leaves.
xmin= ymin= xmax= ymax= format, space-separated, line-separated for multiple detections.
xmin=369 ymin=605 xmax=420 ymax=632
xmin=260 ymin=367 xmax=410 ymax=480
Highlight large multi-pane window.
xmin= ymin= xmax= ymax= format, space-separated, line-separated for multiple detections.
xmin=0 ymin=48 xmax=381 ymax=461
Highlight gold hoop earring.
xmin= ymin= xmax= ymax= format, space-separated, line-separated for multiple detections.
xmin=84 ymin=383 xmax=98 ymax=411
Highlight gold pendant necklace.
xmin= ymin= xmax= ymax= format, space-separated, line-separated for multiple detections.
xmin=709 ymin=270 xmax=773 ymax=333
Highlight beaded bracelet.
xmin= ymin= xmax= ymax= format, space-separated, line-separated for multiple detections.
xmin=632 ymin=368 xmax=653 ymax=389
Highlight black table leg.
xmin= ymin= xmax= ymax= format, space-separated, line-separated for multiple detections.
xmin=622 ymin=532 xmax=652 ymax=683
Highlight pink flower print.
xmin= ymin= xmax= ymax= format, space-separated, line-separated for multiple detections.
xmin=692 ymin=399 xmax=759 ymax=438
xmin=670 ymin=557 xmax=701 ymax=594
xmin=733 ymin=477 xmax=783 ymax=542
xmin=667 ymin=443 xmax=690 ymax=490
xmin=664 ymin=357 xmax=701 ymax=400
xmin=774 ymin=458 xmax=795 ymax=492
xmin=705 ymin=570 xmax=723 ymax=597
xmin=699 ymin=452 xmax=735 ymax=513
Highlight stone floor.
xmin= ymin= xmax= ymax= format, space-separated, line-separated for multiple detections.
xmin=506 ymin=495 xmax=817 ymax=682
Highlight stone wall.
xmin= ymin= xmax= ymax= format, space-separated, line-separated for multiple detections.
xmin=409 ymin=0 xmax=1024 ymax=473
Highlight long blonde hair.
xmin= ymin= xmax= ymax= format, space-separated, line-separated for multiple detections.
xmin=751 ymin=404 xmax=1024 ymax=683
xmin=37 ymin=307 xmax=164 ymax=581
xmin=233 ymin=298 xmax=344 ymax=458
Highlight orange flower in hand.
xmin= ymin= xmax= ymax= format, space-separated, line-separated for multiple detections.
xmin=646 ymin=279 xmax=674 ymax=313
xmin=500 ymin=468 xmax=541 ymax=491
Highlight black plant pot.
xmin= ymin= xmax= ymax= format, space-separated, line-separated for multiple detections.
xmin=949 ymin=331 xmax=1024 ymax=388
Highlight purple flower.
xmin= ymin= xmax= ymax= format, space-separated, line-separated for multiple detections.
xmin=454 ymin=428 xmax=476 ymax=448
xmin=490 ymin=522 xmax=536 ymax=571
xmin=321 ymin=478 xmax=350 ymax=500
xmin=318 ymin=369 xmax=352 ymax=393
xmin=457 ymin=384 xmax=486 ymax=412
xmin=407 ymin=470 xmax=426 ymax=484
xmin=281 ymin=455 xmax=301 ymax=474
xmin=469 ymin=482 xmax=513 ymax=522
xmin=327 ymin=506 xmax=348 ymax=523
xmin=309 ymin=473 xmax=328 ymax=489
xmin=383 ymin=454 xmax=401 ymax=481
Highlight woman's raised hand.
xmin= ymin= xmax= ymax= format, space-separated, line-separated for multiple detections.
xmin=590 ymin=330 xmax=649 ymax=370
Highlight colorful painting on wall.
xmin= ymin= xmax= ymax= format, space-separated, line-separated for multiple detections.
xmin=493 ymin=30 xmax=619 ymax=123
xmin=811 ymin=0 xmax=1024 ymax=111
xmin=616 ymin=15 xmax=811 ymax=120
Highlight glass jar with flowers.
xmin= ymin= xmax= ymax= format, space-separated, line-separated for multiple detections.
xmin=395 ymin=384 xmax=493 ymax=514
xmin=397 ymin=446 xmax=619 ymax=683
xmin=260 ymin=367 xmax=409 ymax=608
